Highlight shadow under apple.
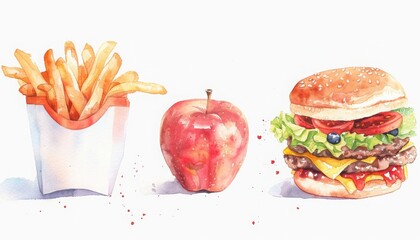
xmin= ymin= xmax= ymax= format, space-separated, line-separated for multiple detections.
xmin=152 ymin=179 xmax=221 ymax=195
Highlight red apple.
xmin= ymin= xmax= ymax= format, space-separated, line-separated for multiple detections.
xmin=160 ymin=89 xmax=249 ymax=192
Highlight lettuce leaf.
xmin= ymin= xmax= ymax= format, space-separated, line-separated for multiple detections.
xmin=270 ymin=107 xmax=416 ymax=158
xmin=393 ymin=107 xmax=417 ymax=137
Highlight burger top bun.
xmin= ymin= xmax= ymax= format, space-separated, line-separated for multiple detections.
xmin=289 ymin=67 xmax=408 ymax=120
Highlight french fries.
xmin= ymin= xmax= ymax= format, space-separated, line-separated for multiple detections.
xmin=2 ymin=41 xmax=167 ymax=120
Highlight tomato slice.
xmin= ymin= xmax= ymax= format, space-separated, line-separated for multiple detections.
xmin=352 ymin=112 xmax=402 ymax=135
xmin=294 ymin=115 xmax=314 ymax=129
xmin=312 ymin=119 xmax=354 ymax=134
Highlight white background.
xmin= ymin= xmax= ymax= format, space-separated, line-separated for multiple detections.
xmin=1 ymin=0 xmax=419 ymax=239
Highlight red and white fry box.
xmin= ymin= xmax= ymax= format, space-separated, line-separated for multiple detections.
xmin=26 ymin=96 xmax=130 ymax=195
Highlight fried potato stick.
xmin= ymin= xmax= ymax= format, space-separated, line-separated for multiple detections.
xmin=13 ymin=49 xmax=48 ymax=96
xmin=18 ymin=83 xmax=36 ymax=96
xmin=56 ymin=57 xmax=87 ymax=115
xmin=106 ymin=81 xmax=167 ymax=99
xmin=64 ymin=41 xmax=79 ymax=89
xmin=81 ymin=43 xmax=95 ymax=75
xmin=1 ymin=66 xmax=30 ymax=84
xmin=79 ymin=52 xmax=122 ymax=119
xmin=81 ymin=41 xmax=116 ymax=98
xmin=44 ymin=49 xmax=70 ymax=119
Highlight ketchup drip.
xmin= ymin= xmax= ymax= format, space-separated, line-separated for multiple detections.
xmin=298 ymin=165 xmax=406 ymax=191
xmin=341 ymin=165 xmax=406 ymax=191
xmin=298 ymin=168 xmax=325 ymax=181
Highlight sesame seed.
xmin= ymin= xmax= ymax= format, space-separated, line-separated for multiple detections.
xmin=307 ymin=84 xmax=313 ymax=88
xmin=329 ymin=79 xmax=333 ymax=83
xmin=368 ymin=71 xmax=373 ymax=75
xmin=368 ymin=79 xmax=372 ymax=84
xmin=339 ymin=77 xmax=344 ymax=81
xmin=325 ymin=83 xmax=329 ymax=87
xmin=299 ymin=84 xmax=305 ymax=88
xmin=381 ymin=73 xmax=385 ymax=77
xmin=346 ymin=79 xmax=350 ymax=83
xmin=376 ymin=79 xmax=380 ymax=85
xmin=356 ymin=78 xmax=361 ymax=82
xmin=341 ymin=68 xmax=346 ymax=72
xmin=323 ymin=74 xmax=329 ymax=79
xmin=337 ymin=84 xmax=342 ymax=88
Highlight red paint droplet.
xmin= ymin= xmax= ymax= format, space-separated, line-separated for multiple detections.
xmin=127 ymin=209 xmax=131 ymax=212
xmin=297 ymin=207 xmax=300 ymax=210
xmin=122 ymin=195 xmax=125 ymax=198
xmin=257 ymin=135 xmax=262 ymax=140
xmin=131 ymin=221 xmax=135 ymax=225
xmin=142 ymin=213 xmax=146 ymax=216
xmin=275 ymin=170 xmax=280 ymax=175
xmin=252 ymin=221 xmax=255 ymax=225
xmin=64 ymin=205 xmax=67 ymax=208
xmin=271 ymin=160 xmax=275 ymax=164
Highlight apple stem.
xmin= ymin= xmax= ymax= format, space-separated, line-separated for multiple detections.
xmin=205 ymin=89 xmax=212 ymax=114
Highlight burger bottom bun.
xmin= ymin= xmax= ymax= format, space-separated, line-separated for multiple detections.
xmin=293 ymin=172 xmax=402 ymax=199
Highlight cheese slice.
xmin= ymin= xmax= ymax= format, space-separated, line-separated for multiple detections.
xmin=400 ymin=141 xmax=414 ymax=152
xmin=283 ymin=148 xmax=375 ymax=179
xmin=335 ymin=175 xmax=357 ymax=194
xmin=284 ymin=141 xmax=413 ymax=193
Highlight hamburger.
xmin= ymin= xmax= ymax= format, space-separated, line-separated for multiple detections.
xmin=270 ymin=67 xmax=417 ymax=198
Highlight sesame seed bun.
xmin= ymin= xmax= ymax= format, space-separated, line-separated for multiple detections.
xmin=289 ymin=67 xmax=408 ymax=120
xmin=293 ymin=171 xmax=402 ymax=199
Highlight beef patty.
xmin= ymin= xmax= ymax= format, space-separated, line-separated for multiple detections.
xmin=284 ymin=138 xmax=417 ymax=174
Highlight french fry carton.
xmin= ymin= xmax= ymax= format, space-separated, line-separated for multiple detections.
xmin=26 ymin=96 xmax=129 ymax=195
